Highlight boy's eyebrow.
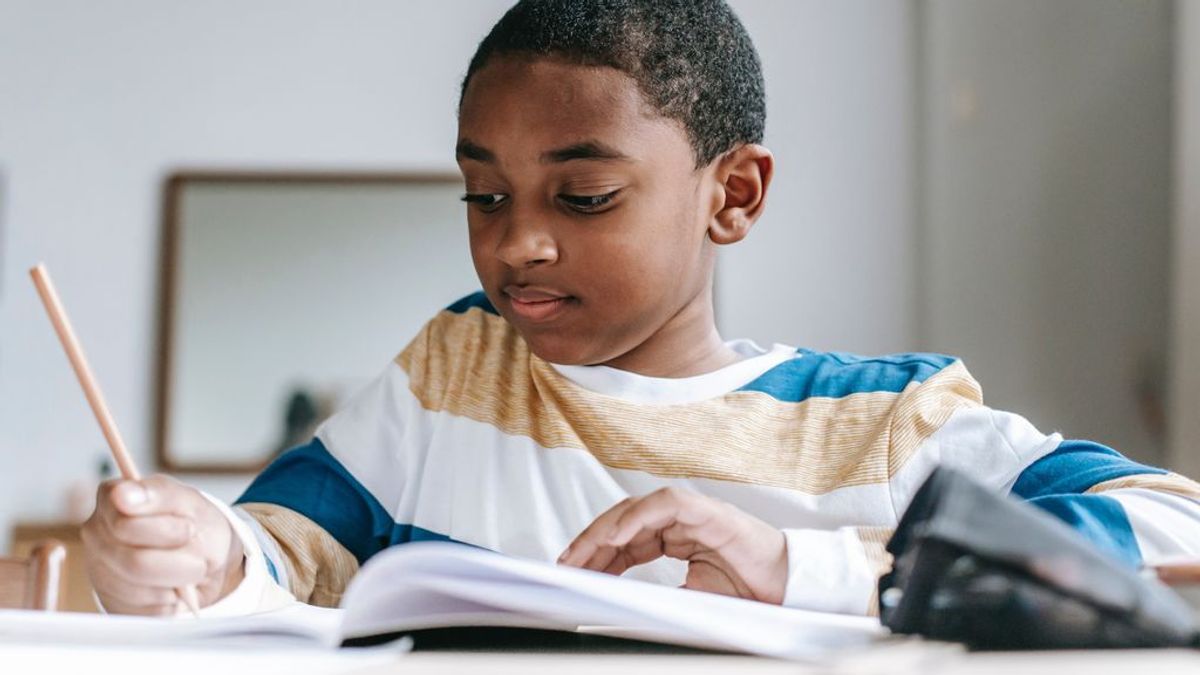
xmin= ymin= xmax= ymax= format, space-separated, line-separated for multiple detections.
xmin=455 ymin=139 xmax=633 ymax=164
xmin=541 ymin=141 xmax=631 ymax=163
xmin=456 ymin=140 xmax=495 ymax=163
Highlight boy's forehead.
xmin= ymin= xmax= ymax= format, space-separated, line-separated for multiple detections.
xmin=457 ymin=56 xmax=688 ymax=163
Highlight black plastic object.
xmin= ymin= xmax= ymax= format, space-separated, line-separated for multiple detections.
xmin=879 ymin=467 xmax=1199 ymax=650
xmin=342 ymin=626 xmax=732 ymax=654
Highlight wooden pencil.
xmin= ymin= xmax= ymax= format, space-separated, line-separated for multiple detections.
xmin=29 ymin=263 xmax=201 ymax=616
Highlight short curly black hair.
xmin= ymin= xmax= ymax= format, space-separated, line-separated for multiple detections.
xmin=460 ymin=0 xmax=766 ymax=167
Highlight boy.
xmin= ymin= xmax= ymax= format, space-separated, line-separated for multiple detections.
xmin=83 ymin=0 xmax=1200 ymax=617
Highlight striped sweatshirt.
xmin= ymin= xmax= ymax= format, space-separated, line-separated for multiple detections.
xmin=207 ymin=292 xmax=1200 ymax=617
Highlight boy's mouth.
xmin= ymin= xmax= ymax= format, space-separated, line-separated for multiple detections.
xmin=504 ymin=285 xmax=575 ymax=323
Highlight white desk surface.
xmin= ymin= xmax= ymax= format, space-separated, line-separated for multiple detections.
xmin=3 ymin=641 xmax=1200 ymax=675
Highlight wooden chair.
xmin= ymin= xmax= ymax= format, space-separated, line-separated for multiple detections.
xmin=0 ymin=540 xmax=66 ymax=611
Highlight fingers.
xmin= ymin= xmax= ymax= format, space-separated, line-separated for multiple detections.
xmin=559 ymin=488 xmax=720 ymax=572
xmin=109 ymin=480 xmax=152 ymax=515
xmin=610 ymin=487 xmax=726 ymax=548
xmin=598 ymin=527 xmax=671 ymax=575
xmin=558 ymin=487 xmax=789 ymax=604
xmin=106 ymin=512 xmax=196 ymax=548
xmin=99 ymin=540 xmax=209 ymax=588
xmin=105 ymin=475 xmax=206 ymax=518
xmin=89 ymin=478 xmax=198 ymax=550
xmin=95 ymin=592 xmax=180 ymax=617
xmin=84 ymin=529 xmax=206 ymax=615
xmin=83 ymin=474 xmax=237 ymax=614
xmin=90 ymin=560 xmax=185 ymax=616
xmin=557 ymin=497 xmax=635 ymax=568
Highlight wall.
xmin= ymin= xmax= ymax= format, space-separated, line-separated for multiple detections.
xmin=0 ymin=0 xmax=517 ymax=538
xmin=0 ymin=1 xmax=920 ymax=541
xmin=920 ymin=0 xmax=1173 ymax=465
xmin=1170 ymin=0 xmax=1200 ymax=478
xmin=718 ymin=1 xmax=918 ymax=354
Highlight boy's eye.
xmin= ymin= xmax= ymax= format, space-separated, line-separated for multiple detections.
xmin=461 ymin=193 xmax=509 ymax=212
xmin=558 ymin=190 xmax=620 ymax=213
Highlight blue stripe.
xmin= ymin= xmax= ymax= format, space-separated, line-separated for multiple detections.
xmin=1010 ymin=440 xmax=1166 ymax=500
xmin=235 ymin=439 xmax=457 ymax=564
xmin=445 ymin=291 xmax=498 ymax=315
xmin=737 ymin=349 xmax=958 ymax=403
xmin=1027 ymin=494 xmax=1142 ymax=568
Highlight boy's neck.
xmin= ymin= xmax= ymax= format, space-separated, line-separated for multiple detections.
xmin=598 ymin=291 xmax=742 ymax=379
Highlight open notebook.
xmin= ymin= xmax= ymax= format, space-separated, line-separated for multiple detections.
xmin=0 ymin=542 xmax=883 ymax=660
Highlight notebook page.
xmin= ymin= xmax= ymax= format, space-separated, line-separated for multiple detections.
xmin=340 ymin=542 xmax=884 ymax=660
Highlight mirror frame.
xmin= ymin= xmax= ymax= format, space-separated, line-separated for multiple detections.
xmin=154 ymin=170 xmax=463 ymax=473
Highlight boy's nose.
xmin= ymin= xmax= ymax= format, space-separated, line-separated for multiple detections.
xmin=494 ymin=219 xmax=559 ymax=269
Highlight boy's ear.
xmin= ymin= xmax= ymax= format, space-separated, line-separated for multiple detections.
xmin=708 ymin=144 xmax=774 ymax=246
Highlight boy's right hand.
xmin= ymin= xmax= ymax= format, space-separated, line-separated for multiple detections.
xmin=81 ymin=475 xmax=245 ymax=615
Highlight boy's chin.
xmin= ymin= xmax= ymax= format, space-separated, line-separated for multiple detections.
xmin=522 ymin=335 xmax=613 ymax=368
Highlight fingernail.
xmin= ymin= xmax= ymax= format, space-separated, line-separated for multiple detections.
xmin=557 ymin=546 xmax=572 ymax=563
xmin=118 ymin=483 xmax=149 ymax=507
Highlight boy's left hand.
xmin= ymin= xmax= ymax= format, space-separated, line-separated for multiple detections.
xmin=558 ymin=487 xmax=788 ymax=604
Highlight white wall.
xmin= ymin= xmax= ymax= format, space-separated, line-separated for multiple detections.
xmin=0 ymin=1 xmax=919 ymax=542
xmin=920 ymin=0 xmax=1173 ymax=465
xmin=0 ymin=0 xmax=517 ymax=538
xmin=1170 ymin=0 xmax=1200 ymax=478
xmin=718 ymin=1 xmax=918 ymax=354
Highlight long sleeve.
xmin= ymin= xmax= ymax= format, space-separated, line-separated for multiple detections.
xmin=205 ymin=310 xmax=1200 ymax=618
xmin=778 ymin=358 xmax=993 ymax=616
xmin=221 ymin=353 xmax=427 ymax=607
xmin=780 ymin=526 xmax=892 ymax=615
xmin=1010 ymin=440 xmax=1200 ymax=567
xmin=775 ymin=353 xmax=1200 ymax=617
xmin=188 ymin=494 xmax=297 ymax=616
xmin=877 ymin=361 xmax=1200 ymax=602
xmin=208 ymin=437 xmax=387 ymax=610
xmin=211 ymin=296 xmax=490 ymax=610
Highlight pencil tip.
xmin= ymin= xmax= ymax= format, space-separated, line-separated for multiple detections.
xmin=180 ymin=585 xmax=202 ymax=618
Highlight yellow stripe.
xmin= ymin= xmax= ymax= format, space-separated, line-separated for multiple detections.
xmin=1085 ymin=473 xmax=1200 ymax=501
xmin=399 ymin=308 xmax=982 ymax=495
xmin=239 ymin=503 xmax=359 ymax=608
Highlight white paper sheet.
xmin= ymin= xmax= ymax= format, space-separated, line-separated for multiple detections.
xmin=0 ymin=542 xmax=885 ymax=660
xmin=0 ymin=602 xmax=343 ymax=648
xmin=0 ymin=642 xmax=402 ymax=675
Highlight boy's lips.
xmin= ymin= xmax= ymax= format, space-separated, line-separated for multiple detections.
xmin=503 ymin=285 xmax=575 ymax=323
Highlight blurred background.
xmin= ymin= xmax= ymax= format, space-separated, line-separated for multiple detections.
xmin=2 ymin=0 xmax=1200 ymax=608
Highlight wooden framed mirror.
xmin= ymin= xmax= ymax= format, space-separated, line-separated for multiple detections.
xmin=155 ymin=171 xmax=478 ymax=473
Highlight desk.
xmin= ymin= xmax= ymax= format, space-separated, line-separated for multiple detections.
xmin=3 ymin=642 xmax=1200 ymax=675
xmin=361 ymin=650 xmax=1200 ymax=674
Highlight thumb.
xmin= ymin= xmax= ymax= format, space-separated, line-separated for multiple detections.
xmin=110 ymin=480 xmax=154 ymax=515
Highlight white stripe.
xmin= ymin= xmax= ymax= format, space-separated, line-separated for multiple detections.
xmin=312 ymin=363 xmax=1076 ymax=605
xmin=888 ymin=406 xmax=1061 ymax=518
xmin=1105 ymin=488 xmax=1200 ymax=563
xmin=550 ymin=340 xmax=797 ymax=404
xmin=315 ymin=361 xmax=426 ymax=516
xmin=314 ymin=363 xmax=905 ymax=588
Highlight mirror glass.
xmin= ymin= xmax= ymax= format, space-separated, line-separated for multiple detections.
xmin=158 ymin=174 xmax=478 ymax=472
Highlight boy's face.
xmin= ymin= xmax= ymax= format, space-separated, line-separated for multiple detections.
xmin=457 ymin=56 xmax=720 ymax=368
